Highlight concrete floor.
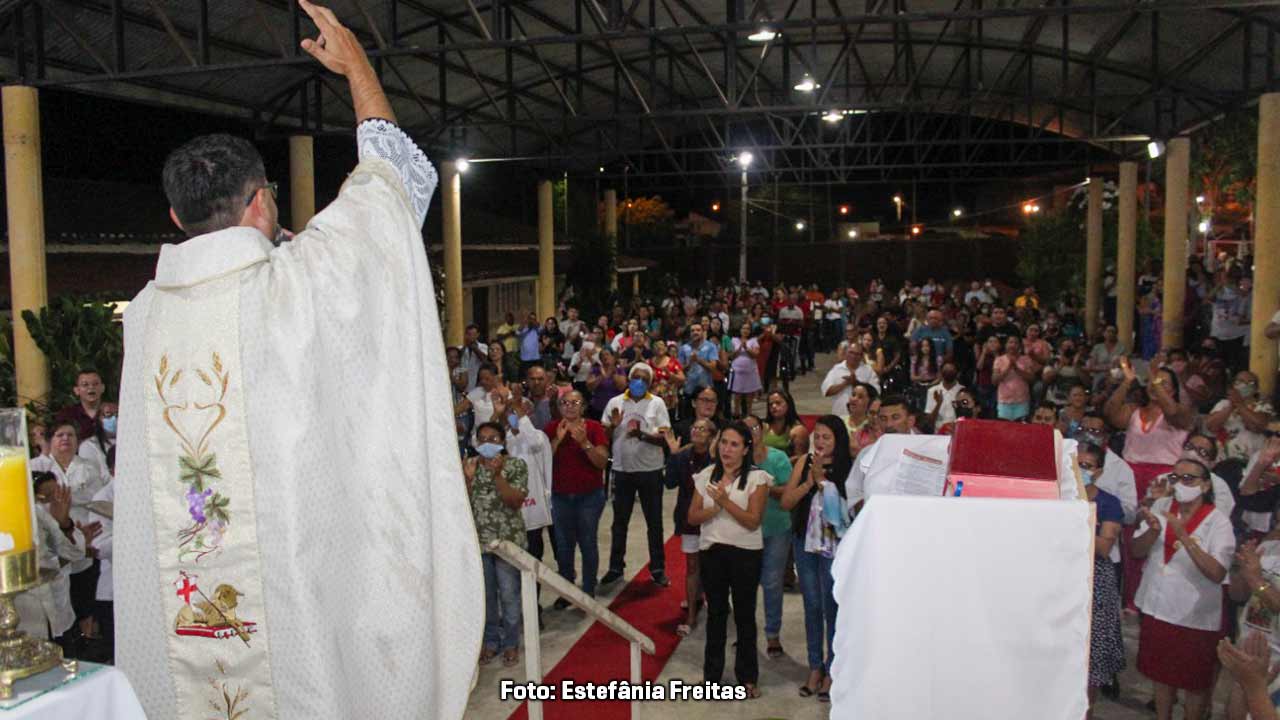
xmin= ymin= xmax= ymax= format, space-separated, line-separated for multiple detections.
xmin=463 ymin=352 xmax=1230 ymax=719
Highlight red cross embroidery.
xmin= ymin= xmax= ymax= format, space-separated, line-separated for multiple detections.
xmin=176 ymin=576 xmax=198 ymax=605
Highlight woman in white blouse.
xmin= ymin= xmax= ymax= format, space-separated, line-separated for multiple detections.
xmin=30 ymin=420 xmax=107 ymax=642
xmin=687 ymin=420 xmax=770 ymax=699
xmin=1132 ymin=457 xmax=1236 ymax=720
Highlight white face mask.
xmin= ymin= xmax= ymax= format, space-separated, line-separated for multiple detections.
xmin=1173 ymin=482 xmax=1204 ymax=504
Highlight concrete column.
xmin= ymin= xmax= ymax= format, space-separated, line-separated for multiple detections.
xmin=1116 ymin=161 xmax=1138 ymax=351
xmin=1252 ymin=93 xmax=1280 ymax=397
xmin=603 ymin=189 xmax=618 ymax=290
xmin=3 ymin=86 xmax=50 ymax=406
xmin=288 ymin=135 xmax=315 ymax=228
xmin=632 ymin=272 xmax=640 ymax=296
xmin=1085 ymin=177 xmax=1104 ymax=338
xmin=441 ymin=161 xmax=464 ymax=347
xmin=537 ymin=180 xmax=555 ymax=320
xmin=1161 ymin=137 xmax=1191 ymax=350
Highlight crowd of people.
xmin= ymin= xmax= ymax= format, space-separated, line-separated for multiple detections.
xmin=18 ymin=253 xmax=1280 ymax=716
xmin=449 ymin=259 xmax=1280 ymax=717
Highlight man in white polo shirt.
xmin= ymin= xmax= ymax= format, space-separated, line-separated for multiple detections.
xmin=600 ymin=363 xmax=674 ymax=588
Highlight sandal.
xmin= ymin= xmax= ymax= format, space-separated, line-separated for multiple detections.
xmin=766 ymin=640 xmax=784 ymax=659
xmin=798 ymin=684 xmax=816 ymax=698
xmin=818 ymin=678 xmax=832 ymax=703
xmin=478 ymin=648 xmax=498 ymax=666
xmin=676 ymin=623 xmax=692 ymax=638
xmin=743 ymin=683 xmax=761 ymax=699
xmin=502 ymin=649 xmax=519 ymax=668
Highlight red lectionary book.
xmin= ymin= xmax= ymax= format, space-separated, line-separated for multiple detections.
xmin=945 ymin=419 xmax=1060 ymax=499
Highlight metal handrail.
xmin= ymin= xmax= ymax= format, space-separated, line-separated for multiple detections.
xmin=487 ymin=539 xmax=657 ymax=720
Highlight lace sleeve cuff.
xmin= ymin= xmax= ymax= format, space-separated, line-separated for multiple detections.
xmin=356 ymin=118 xmax=437 ymax=226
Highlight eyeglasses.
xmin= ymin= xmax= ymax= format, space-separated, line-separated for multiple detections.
xmin=952 ymin=399 xmax=973 ymax=408
xmin=558 ymin=399 xmax=582 ymax=407
xmin=1077 ymin=462 xmax=1100 ymax=472
xmin=1265 ymin=430 xmax=1280 ymax=439
xmin=696 ymin=397 xmax=717 ymax=404
xmin=245 ymin=181 xmax=279 ymax=206
xmin=1167 ymin=472 xmax=1206 ymax=484
xmin=1182 ymin=442 xmax=1214 ymax=460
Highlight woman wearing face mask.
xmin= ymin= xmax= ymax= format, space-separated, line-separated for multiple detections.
xmin=687 ymin=422 xmax=771 ymax=699
xmin=79 ymin=401 xmax=118 ymax=481
xmin=463 ymin=421 xmax=530 ymax=668
xmin=1076 ymin=444 xmax=1126 ymax=717
xmin=1131 ymin=458 xmax=1235 ymax=720
xmin=936 ymin=388 xmax=981 ymax=435
xmin=1206 ymin=371 xmax=1275 ymax=466
xmin=779 ymin=416 xmax=854 ymax=703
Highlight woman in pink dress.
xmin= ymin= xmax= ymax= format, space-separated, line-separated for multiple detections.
xmin=1105 ymin=357 xmax=1195 ymax=610
xmin=728 ymin=322 xmax=763 ymax=418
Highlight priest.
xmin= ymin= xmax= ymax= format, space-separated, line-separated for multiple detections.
xmin=113 ymin=2 xmax=484 ymax=718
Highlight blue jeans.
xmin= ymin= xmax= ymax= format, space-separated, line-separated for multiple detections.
xmin=481 ymin=553 xmax=522 ymax=652
xmin=794 ymin=536 xmax=837 ymax=673
xmin=552 ymin=489 xmax=606 ymax=595
xmin=759 ymin=532 xmax=792 ymax=639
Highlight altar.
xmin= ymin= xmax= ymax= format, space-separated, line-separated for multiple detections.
xmin=0 ymin=662 xmax=145 ymax=719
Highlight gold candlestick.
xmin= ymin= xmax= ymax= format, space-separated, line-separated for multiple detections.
xmin=0 ymin=547 xmax=76 ymax=699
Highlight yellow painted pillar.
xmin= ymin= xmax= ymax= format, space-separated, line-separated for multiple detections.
xmin=1161 ymin=137 xmax=1191 ymax=350
xmin=632 ymin=272 xmax=640 ymax=296
xmin=3 ymin=86 xmax=50 ymax=406
xmin=441 ymin=161 xmax=464 ymax=347
xmin=288 ymin=135 xmax=315 ymax=229
xmin=1252 ymin=93 xmax=1280 ymax=397
xmin=537 ymin=180 xmax=555 ymax=320
xmin=1117 ymin=162 xmax=1138 ymax=351
xmin=604 ymin=189 xmax=618 ymax=291
xmin=1085 ymin=177 xmax=1104 ymax=338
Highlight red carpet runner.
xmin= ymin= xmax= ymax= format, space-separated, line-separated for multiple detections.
xmin=506 ymin=535 xmax=687 ymax=720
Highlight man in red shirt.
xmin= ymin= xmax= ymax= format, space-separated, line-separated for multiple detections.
xmin=544 ymin=390 xmax=609 ymax=604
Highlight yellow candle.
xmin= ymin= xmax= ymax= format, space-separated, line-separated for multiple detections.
xmin=0 ymin=450 xmax=33 ymax=554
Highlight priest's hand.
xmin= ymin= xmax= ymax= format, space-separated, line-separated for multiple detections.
xmin=298 ymin=0 xmax=394 ymax=124
xmin=299 ymin=0 xmax=371 ymax=79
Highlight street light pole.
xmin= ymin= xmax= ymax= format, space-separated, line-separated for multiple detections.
xmin=739 ymin=168 xmax=748 ymax=282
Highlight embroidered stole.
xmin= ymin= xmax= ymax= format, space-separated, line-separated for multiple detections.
xmin=143 ymin=273 xmax=278 ymax=719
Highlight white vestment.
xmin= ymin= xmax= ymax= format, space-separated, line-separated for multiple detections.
xmin=114 ymin=124 xmax=483 ymax=720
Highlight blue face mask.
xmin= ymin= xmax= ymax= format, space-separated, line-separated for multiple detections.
xmin=629 ymin=379 xmax=649 ymax=398
xmin=507 ymin=413 xmax=520 ymax=428
xmin=475 ymin=442 xmax=504 ymax=459
xmin=101 ymin=416 xmax=118 ymax=435
xmin=1081 ymin=469 xmax=1095 ymax=487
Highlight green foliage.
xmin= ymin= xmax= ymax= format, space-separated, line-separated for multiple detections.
xmin=565 ymin=233 xmax=619 ymax=318
xmin=1016 ymin=186 xmax=1159 ymax=304
xmin=20 ymin=295 xmax=124 ymax=416
xmin=0 ymin=316 xmax=15 ymax=408
xmin=1191 ymin=112 xmax=1258 ymax=217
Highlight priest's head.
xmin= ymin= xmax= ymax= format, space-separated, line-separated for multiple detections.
xmin=162 ymin=134 xmax=277 ymax=241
